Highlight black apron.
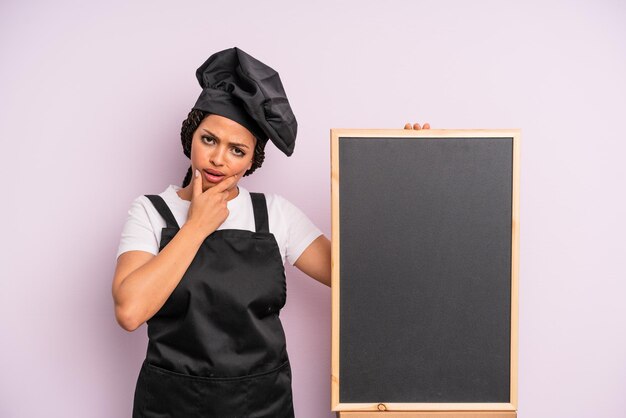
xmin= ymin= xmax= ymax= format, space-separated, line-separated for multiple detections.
xmin=132 ymin=192 xmax=295 ymax=418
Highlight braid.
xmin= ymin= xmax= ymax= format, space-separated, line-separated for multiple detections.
xmin=182 ymin=166 xmax=193 ymax=187
xmin=246 ymin=139 xmax=266 ymax=177
xmin=180 ymin=109 xmax=206 ymax=159
xmin=180 ymin=109 xmax=267 ymax=187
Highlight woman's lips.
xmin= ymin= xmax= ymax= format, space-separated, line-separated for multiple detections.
xmin=203 ymin=169 xmax=225 ymax=183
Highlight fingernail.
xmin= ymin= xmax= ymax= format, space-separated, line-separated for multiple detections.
xmin=195 ymin=169 xmax=199 ymax=178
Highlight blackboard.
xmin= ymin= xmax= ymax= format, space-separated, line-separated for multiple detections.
xmin=330 ymin=129 xmax=519 ymax=416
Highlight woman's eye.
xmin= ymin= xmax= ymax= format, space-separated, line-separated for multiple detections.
xmin=202 ymin=136 xmax=216 ymax=144
xmin=232 ymin=148 xmax=245 ymax=157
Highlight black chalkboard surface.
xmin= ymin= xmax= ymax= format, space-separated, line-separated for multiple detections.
xmin=330 ymin=130 xmax=519 ymax=417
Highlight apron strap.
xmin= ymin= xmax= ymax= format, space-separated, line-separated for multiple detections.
xmin=145 ymin=195 xmax=180 ymax=229
xmin=250 ymin=192 xmax=269 ymax=233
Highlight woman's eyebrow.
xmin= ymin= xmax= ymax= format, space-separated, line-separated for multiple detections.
xmin=202 ymin=129 xmax=250 ymax=149
xmin=201 ymin=129 xmax=220 ymax=140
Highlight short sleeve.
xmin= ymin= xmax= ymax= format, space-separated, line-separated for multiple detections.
xmin=115 ymin=197 xmax=159 ymax=260
xmin=277 ymin=195 xmax=324 ymax=265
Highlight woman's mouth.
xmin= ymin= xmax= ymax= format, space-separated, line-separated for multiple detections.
xmin=203 ymin=169 xmax=225 ymax=183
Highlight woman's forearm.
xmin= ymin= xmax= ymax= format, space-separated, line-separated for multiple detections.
xmin=115 ymin=223 xmax=206 ymax=331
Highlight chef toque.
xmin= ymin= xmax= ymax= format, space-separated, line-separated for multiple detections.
xmin=192 ymin=47 xmax=297 ymax=156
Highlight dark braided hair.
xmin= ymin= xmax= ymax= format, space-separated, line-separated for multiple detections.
xmin=180 ymin=109 xmax=266 ymax=187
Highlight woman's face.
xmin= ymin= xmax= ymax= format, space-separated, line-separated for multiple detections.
xmin=190 ymin=114 xmax=257 ymax=193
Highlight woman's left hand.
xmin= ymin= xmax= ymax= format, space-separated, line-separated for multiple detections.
xmin=404 ymin=122 xmax=431 ymax=130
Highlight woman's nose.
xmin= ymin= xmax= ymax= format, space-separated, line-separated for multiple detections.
xmin=209 ymin=146 xmax=226 ymax=166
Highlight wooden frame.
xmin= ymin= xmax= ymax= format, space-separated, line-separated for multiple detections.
xmin=330 ymin=129 xmax=520 ymax=417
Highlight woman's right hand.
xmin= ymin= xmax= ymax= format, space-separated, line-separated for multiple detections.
xmin=185 ymin=169 xmax=238 ymax=238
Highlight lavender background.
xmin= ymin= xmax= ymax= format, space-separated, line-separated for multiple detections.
xmin=1 ymin=1 xmax=625 ymax=417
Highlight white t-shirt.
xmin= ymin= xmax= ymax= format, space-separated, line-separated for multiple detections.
xmin=116 ymin=184 xmax=323 ymax=266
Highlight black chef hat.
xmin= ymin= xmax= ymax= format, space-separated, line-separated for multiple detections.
xmin=192 ymin=47 xmax=297 ymax=156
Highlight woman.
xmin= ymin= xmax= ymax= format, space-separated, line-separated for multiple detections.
xmin=113 ymin=47 xmax=334 ymax=418
xmin=112 ymin=46 xmax=428 ymax=417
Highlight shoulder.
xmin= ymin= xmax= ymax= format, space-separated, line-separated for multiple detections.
xmin=116 ymin=187 xmax=174 ymax=260
xmin=243 ymin=189 xmax=306 ymax=229
xmin=158 ymin=184 xmax=186 ymax=206
xmin=262 ymin=192 xmax=319 ymax=233
xmin=262 ymin=192 xmax=323 ymax=265
xmin=262 ymin=192 xmax=303 ymax=219
xmin=241 ymin=187 xmax=286 ymax=210
xmin=125 ymin=194 xmax=152 ymax=218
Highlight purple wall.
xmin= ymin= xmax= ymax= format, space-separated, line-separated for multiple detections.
xmin=1 ymin=0 xmax=625 ymax=417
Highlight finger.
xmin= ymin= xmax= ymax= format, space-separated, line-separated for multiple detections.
xmin=210 ymin=175 xmax=238 ymax=194
xmin=192 ymin=168 xmax=202 ymax=200
xmin=413 ymin=123 xmax=422 ymax=130
xmin=423 ymin=122 xmax=431 ymax=129
xmin=404 ymin=123 xmax=413 ymax=130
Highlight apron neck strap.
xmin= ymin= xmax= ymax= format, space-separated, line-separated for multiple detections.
xmin=145 ymin=195 xmax=180 ymax=229
xmin=249 ymin=192 xmax=269 ymax=233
